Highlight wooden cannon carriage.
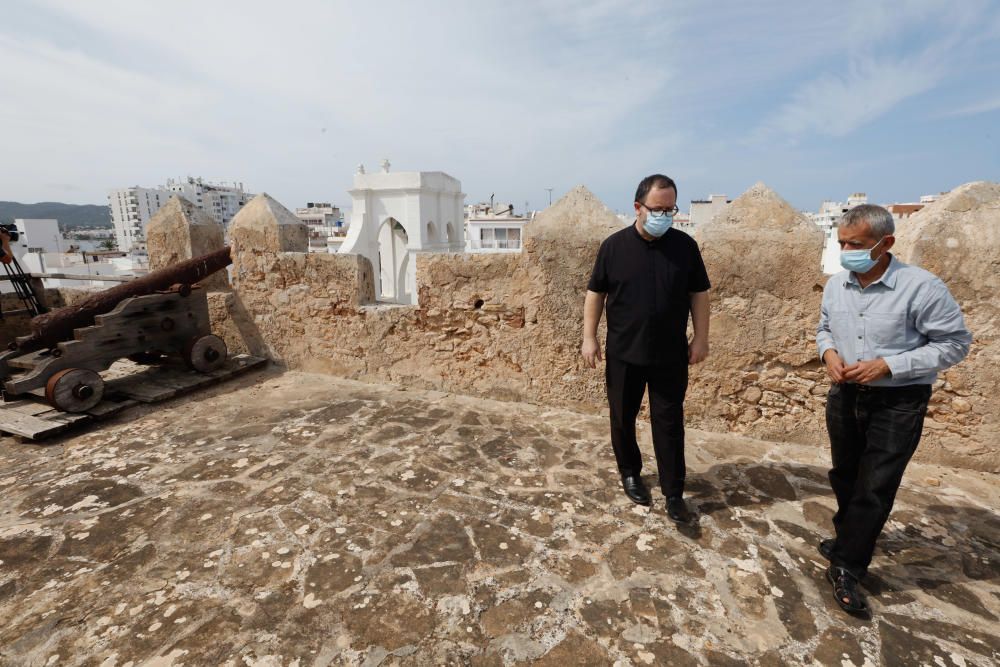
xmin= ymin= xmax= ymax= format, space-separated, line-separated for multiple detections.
xmin=0 ymin=248 xmax=232 ymax=413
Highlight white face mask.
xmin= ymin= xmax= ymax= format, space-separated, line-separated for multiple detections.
xmin=643 ymin=211 xmax=673 ymax=237
xmin=840 ymin=237 xmax=885 ymax=273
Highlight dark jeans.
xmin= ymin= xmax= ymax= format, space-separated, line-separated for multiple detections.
xmin=606 ymin=356 xmax=689 ymax=498
xmin=826 ymin=382 xmax=931 ymax=579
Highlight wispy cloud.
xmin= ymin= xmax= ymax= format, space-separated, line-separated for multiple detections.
xmin=1 ymin=1 xmax=997 ymax=211
xmin=941 ymin=96 xmax=1000 ymax=118
xmin=756 ymin=55 xmax=944 ymax=140
xmin=751 ymin=0 xmax=996 ymax=143
xmin=3 ymin=0 xmax=681 ymax=208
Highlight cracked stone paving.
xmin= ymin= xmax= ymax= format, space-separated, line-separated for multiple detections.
xmin=0 ymin=370 xmax=997 ymax=666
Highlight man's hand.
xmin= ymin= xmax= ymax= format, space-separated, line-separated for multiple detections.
xmin=688 ymin=336 xmax=709 ymax=365
xmin=842 ymin=358 xmax=891 ymax=385
xmin=581 ymin=336 xmax=603 ymax=369
xmin=823 ymin=349 xmax=846 ymax=383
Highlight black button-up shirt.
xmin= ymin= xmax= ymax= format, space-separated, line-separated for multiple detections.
xmin=587 ymin=224 xmax=711 ymax=366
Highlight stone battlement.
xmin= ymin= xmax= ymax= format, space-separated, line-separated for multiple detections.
xmin=129 ymin=181 xmax=1000 ymax=473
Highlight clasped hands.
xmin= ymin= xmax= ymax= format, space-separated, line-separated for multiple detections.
xmin=823 ymin=350 xmax=891 ymax=384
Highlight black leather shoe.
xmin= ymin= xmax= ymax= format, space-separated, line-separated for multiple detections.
xmin=621 ymin=475 xmax=651 ymax=505
xmin=826 ymin=566 xmax=869 ymax=617
xmin=666 ymin=496 xmax=691 ymax=523
xmin=819 ymin=538 xmax=835 ymax=560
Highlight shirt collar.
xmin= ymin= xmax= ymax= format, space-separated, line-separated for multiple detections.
xmin=845 ymin=254 xmax=899 ymax=289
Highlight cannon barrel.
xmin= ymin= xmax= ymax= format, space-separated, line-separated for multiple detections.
xmin=15 ymin=246 xmax=232 ymax=353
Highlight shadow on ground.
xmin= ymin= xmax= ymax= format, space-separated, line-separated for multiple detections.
xmin=0 ymin=371 xmax=996 ymax=666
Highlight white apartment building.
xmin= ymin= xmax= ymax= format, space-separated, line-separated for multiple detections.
xmin=883 ymin=192 xmax=948 ymax=224
xmin=465 ymin=202 xmax=530 ymax=253
xmin=295 ymin=202 xmax=342 ymax=227
xmin=672 ymin=212 xmax=694 ymax=235
xmin=809 ymin=193 xmax=868 ymax=231
xmin=108 ymin=187 xmax=173 ymax=252
xmin=7 ymin=218 xmax=63 ymax=256
xmin=688 ymin=194 xmax=731 ymax=229
xmin=811 ymin=193 xmax=868 ymax=275
xmin=108 ymin=177 xmax=253 ymax=252
xmin=163 ymin=177 xmax=252 ymax=230
xmin=886 ymin=203 xmax=924 ymax=222
xmin=294 ymin=202 xmax=345 ymax=253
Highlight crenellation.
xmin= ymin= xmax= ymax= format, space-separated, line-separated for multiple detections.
xmin=130 ymin=180 xmax=1000 ymax=472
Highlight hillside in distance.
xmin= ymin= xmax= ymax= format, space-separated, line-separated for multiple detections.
xmin=0 ymin=201 xmax=111 ymax=229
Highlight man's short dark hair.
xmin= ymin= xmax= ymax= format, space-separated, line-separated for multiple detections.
xmin=634 ymin=174 xmax=677 ymax=204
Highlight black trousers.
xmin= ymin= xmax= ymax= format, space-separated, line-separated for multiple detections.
xmin=606 ymin=356 xmax=689 ymax=498
xmin=826 ymin=382 xmax=931 ymax=579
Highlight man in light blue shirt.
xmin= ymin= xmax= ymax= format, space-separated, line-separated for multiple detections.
xmin=815 ymin=204 xmax=970 ymax=617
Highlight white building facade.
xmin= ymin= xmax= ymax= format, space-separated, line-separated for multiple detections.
xmin=1 ymin=219 xmax=64 ymax=295
xmin=295 ymin=202 xmax=345 ymax=253
xmin=688 ymin=194 xmax=731 ymax=229
xmin=8 ymin=218 xmax=63 ymax=256
xmin=163 ymin=177 xmax=252 ymax=230
xmin=108 ymin=178 xmax=252 ymax=252
xmin=807 ymin=193 xmax=869 ymax=274
xmin=339 ymin=162 xmax=464 ymax=305
xmin=108 ymin=187 xmax=173 ymax=252
xmin=672 ymin=212 xmax=694 ymax=235
xmin=809 ymin=193 xmax=868 ymax=233
xmin=465 ymin=202 xmax=529 ymax=252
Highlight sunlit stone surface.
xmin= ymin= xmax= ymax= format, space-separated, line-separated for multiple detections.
xmin=0 ymin=371 xmax=996 ymax=665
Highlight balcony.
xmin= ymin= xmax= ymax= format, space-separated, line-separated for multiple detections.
xmin=468 ymin=239 xmax=522 ymax=252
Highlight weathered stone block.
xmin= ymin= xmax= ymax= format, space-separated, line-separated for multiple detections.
xmin=146 ymin=196 xmax=228 ymax=290
xmin=229 ymin=193 xmax=308 ymax=256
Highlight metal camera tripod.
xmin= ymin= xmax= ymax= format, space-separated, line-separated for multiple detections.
xmin=1 ymin=228 xmax=47 ymax=319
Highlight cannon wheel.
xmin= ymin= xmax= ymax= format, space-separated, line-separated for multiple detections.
xmin=45 ymin=368 xmax=104 ymax=413
xmin=184 ymin=335 xmax=227 ymax=373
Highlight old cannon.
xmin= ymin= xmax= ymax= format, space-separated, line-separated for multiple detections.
xmin=0 ymin=247 xmax=232 ymax=412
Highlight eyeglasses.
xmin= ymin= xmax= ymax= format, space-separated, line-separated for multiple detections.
xmin=640 ymin=203 xmax=679 ymax=216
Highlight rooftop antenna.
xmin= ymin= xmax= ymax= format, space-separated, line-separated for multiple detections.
xmin=545 ymin=188 xmax=553 ymax=206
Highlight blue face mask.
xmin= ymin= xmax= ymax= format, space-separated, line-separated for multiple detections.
xmin=643 ymin=211 xmax=673 ymax=237
xmin=840 ymin=237 xmax=885 ymax=273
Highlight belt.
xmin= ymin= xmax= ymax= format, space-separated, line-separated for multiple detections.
xmin=843 ymin=383 xmax=930 ymax=394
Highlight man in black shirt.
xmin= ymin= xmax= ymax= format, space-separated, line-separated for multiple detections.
xmin=581 ymin=174 xmax=711 ymax=523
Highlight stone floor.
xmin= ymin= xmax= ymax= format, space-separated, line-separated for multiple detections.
xmin=0 ymin=370 xmax=997 ymax=667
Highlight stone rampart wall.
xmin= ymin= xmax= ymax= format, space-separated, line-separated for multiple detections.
xmin=158 ymin=183 xmax=1000 ymax=472
xmin=686 ymin=183 xmax=830 ymax=454
xmin=890 ymin=182 xmax=1000 ymax=471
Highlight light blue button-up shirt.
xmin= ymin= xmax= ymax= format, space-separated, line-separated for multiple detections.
xmin=816 ymin=255 xmax=971 ymax=387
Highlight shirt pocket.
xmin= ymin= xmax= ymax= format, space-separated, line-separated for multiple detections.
xmin=866 ymin=312 xmax=906 ymax=348
xmin=828 ymin=309 xmax=851 ymax=342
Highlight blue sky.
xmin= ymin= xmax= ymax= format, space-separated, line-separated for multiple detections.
xmin=1 ymin=0 xmax=998 ymax=214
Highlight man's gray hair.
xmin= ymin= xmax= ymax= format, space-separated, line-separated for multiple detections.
xmin=841 ymin=204 xmax=895 ymax=237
